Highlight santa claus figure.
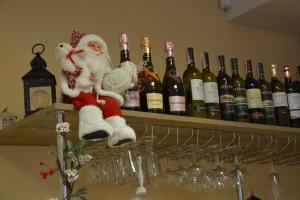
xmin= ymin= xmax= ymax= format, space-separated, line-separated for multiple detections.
xmin=55 ymin=31 xmax=137 ymax=147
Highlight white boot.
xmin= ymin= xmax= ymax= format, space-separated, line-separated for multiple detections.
xmin=79 ymin=105 xmax=113 ymax=141
xmin=106 ymin=116 xmax=136 ymax=147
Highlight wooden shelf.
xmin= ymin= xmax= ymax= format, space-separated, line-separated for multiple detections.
xmin=0 ymin=103 xmax=299 ymax=146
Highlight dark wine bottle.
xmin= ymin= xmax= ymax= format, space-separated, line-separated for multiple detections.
xmin=119 ymin=32 xmax=140 ymax=111
xmin=270 ymin=64 xmax=290 ymax=126
xmin=162 ymin=41 xmax=186 ymax=115
xmin=202 ymin=52 xmax=221 ymax=119
xmin=284 ymin=66 xmax=300 ymax=128
xmin=138 ymin=36 xmax=163 ymax=113
xmin=245 ymin=59 xmax=265 ymax=124
xmin=231 ymin=58 xmax=249 ymax=122
xmin=257 ymin=62 xmax=276 ymax=125
xmin=183 ymin=48 xmax=206 ymax=118
xmin=217 ymin=55 xmax=236 ymax=121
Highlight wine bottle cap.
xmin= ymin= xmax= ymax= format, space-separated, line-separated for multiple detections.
xmin=141 ymin=36 xmax=151 ymax=53
xmin=283 ymin=66 xmax=291 ymax=79
xmin=119 ymin=32 xmax=128 ymax=50
xmin=271 ymin=64 xmax=278 ymax=77
xmin=165 ymin=41 xmax=174 ymax=57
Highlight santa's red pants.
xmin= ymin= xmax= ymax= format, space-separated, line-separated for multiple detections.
xmin=63 ymin=92 xmax=123 ymax=119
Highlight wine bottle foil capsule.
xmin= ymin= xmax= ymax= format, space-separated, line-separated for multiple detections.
xmin=119 ymin=32 xmax=129 ymax=50
xmin=165 ymin=41 xmax=174 ymax=57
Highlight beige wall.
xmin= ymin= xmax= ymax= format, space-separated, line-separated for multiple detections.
xmin=0 ymin=0 xmax=300 ymax=199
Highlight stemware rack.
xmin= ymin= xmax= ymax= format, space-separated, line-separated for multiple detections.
xmin=0 ymin=103 xmax=300 ymax=199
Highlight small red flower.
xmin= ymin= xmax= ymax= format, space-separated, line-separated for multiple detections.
xmin=40 ymin=171 xmax=48 ymax=176
xmin=48 ymin=168 xmax=57 ymax=175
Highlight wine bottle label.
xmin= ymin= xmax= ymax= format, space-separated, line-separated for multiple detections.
xmin=191 ymin=79 xmax=204 ymax=101
xmin=262 ymin=100 xmax=273 ymax=108
xmin=246 ymin=89 xmax=263 ymax=109
xmin=287 ymin=93 xmax=300 ymax=110
xmin=265 ymin=108 xmax=275 ymax=119
xmin=250 ymin=111 xmax=264 ymax=119
xmin=272 ymin=92 xmax=288 ymax=107
xmin=234 ymin=97 xmax=248 ymax=118
xmin=204 ymin=82 xmax=219 ymax=103
xmin=124 ymin=91 xmax=140 ymax=108
xmin=169 ymin=96 xmax=186 ymax=112
xmin=206 ymin=104 xmax=220 ymax=113
xmin=146 ymin=93 xmax=163 ymax=109
xmin=235 ymin=104 xmax=248 ymax=118
xmin=234 ymin=96 xmax=247 ymax=105
xmin=262 ymin=100 xmax=275 ymax=120
xmin=290 ymin=110 xmax=300 ymax=119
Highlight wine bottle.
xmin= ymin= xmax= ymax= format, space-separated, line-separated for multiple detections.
xmin=138 ymin=36 xmax=163 ymax=113
xmin=162 ymin=41 xmax=186 ymax=115
xmin=217 ymin=55 xmax=236 ymax=121
xmin=183 ymin=48 xmax=206 ymax=118
xmin=231 ymin=58 xmax=249 ymax=122
xmin=284 ymin=66 xmax=300 ymax=128
xmin=202 ymin=52 xmax=221 ymax=119
xmin=257 ymin=62 xmax=276 ymax=125
xmin=270 ymin=64 xmax=290 ymax=127
xmin=119 ymin=32 xmax=140 ymax=111
xmin=245 ymin=59 xmax=265 ymax=124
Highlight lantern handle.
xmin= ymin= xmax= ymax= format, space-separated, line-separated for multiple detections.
xmin=32 ymin=43 xmax=45 ymax=55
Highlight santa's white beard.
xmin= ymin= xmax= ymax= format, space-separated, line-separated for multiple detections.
xmin=81 ymin=46 xmax=112 ymax=75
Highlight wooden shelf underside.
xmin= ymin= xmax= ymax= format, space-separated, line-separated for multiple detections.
xmin=0 ymin=103 xmax=299 ymax=147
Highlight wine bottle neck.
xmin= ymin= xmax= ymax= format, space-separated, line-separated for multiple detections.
xmin=218 ymin=55 xmax=226 ymax=73
xmin=202 ymin=52 xmax=210 ymax=71
xmin=166 ymin=56 xmax=176 ymax=71
xmin=231 ymin=58 xmax=239 ymax=76
xmin=246 ymin=60 xmax=253 ymax=77
xmin=257 ymin=63 xmax=265 ymax=79
xmin=284 ymin=67 xmax=292 ymax=83
xmin=120 ymin=50 xmax=130 ymax=63
xmin=271 ymin=65 xmax=278 ymax=79
xmin=143 ymin=53 xmax=153 ymax=67
xmin=186 ymin=48 xmax=195 ymax=68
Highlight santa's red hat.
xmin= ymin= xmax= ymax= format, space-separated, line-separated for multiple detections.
xmin=70 ymin=30 xmax=108 ymax=53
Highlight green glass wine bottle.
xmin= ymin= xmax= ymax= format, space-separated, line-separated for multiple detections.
xmin=217 ymin=55 xmax=236 ymax=121
xmin=139 ymin=36 xmax=163 ymax=113
xmin=202 ymin=52 xmax=221 ymax=119
xmin=245 ymin=59 xmax=265 ymax=124
xmin=162 ymin=41 xmax=186 ymax=115
xmin=231 ymin=58 xmax=249 ymax=122
xmin=119 ymin=32 xmax=140 ymax=111
xmin=183 ymin=48 xmax=206 ymax=118
xmin=270 ymin=64 xmax=290 ymax=126
xmin=257 ymin=62 xmax=276 ymax=125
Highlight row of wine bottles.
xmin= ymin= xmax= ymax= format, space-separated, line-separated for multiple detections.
xmin=118 ymin=33 xmax=300 ymax=128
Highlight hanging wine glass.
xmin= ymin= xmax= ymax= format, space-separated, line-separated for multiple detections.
xmin=211 ymin=154 xmax=231 ymax=190
xmin=132 ymin=156 xmax=153 ymax=200
xmin=269 ymin=162 xmax=284 ymax=200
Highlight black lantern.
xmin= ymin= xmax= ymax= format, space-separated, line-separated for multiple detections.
xmin=22 ymin=43 xmax=56 ymax=116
